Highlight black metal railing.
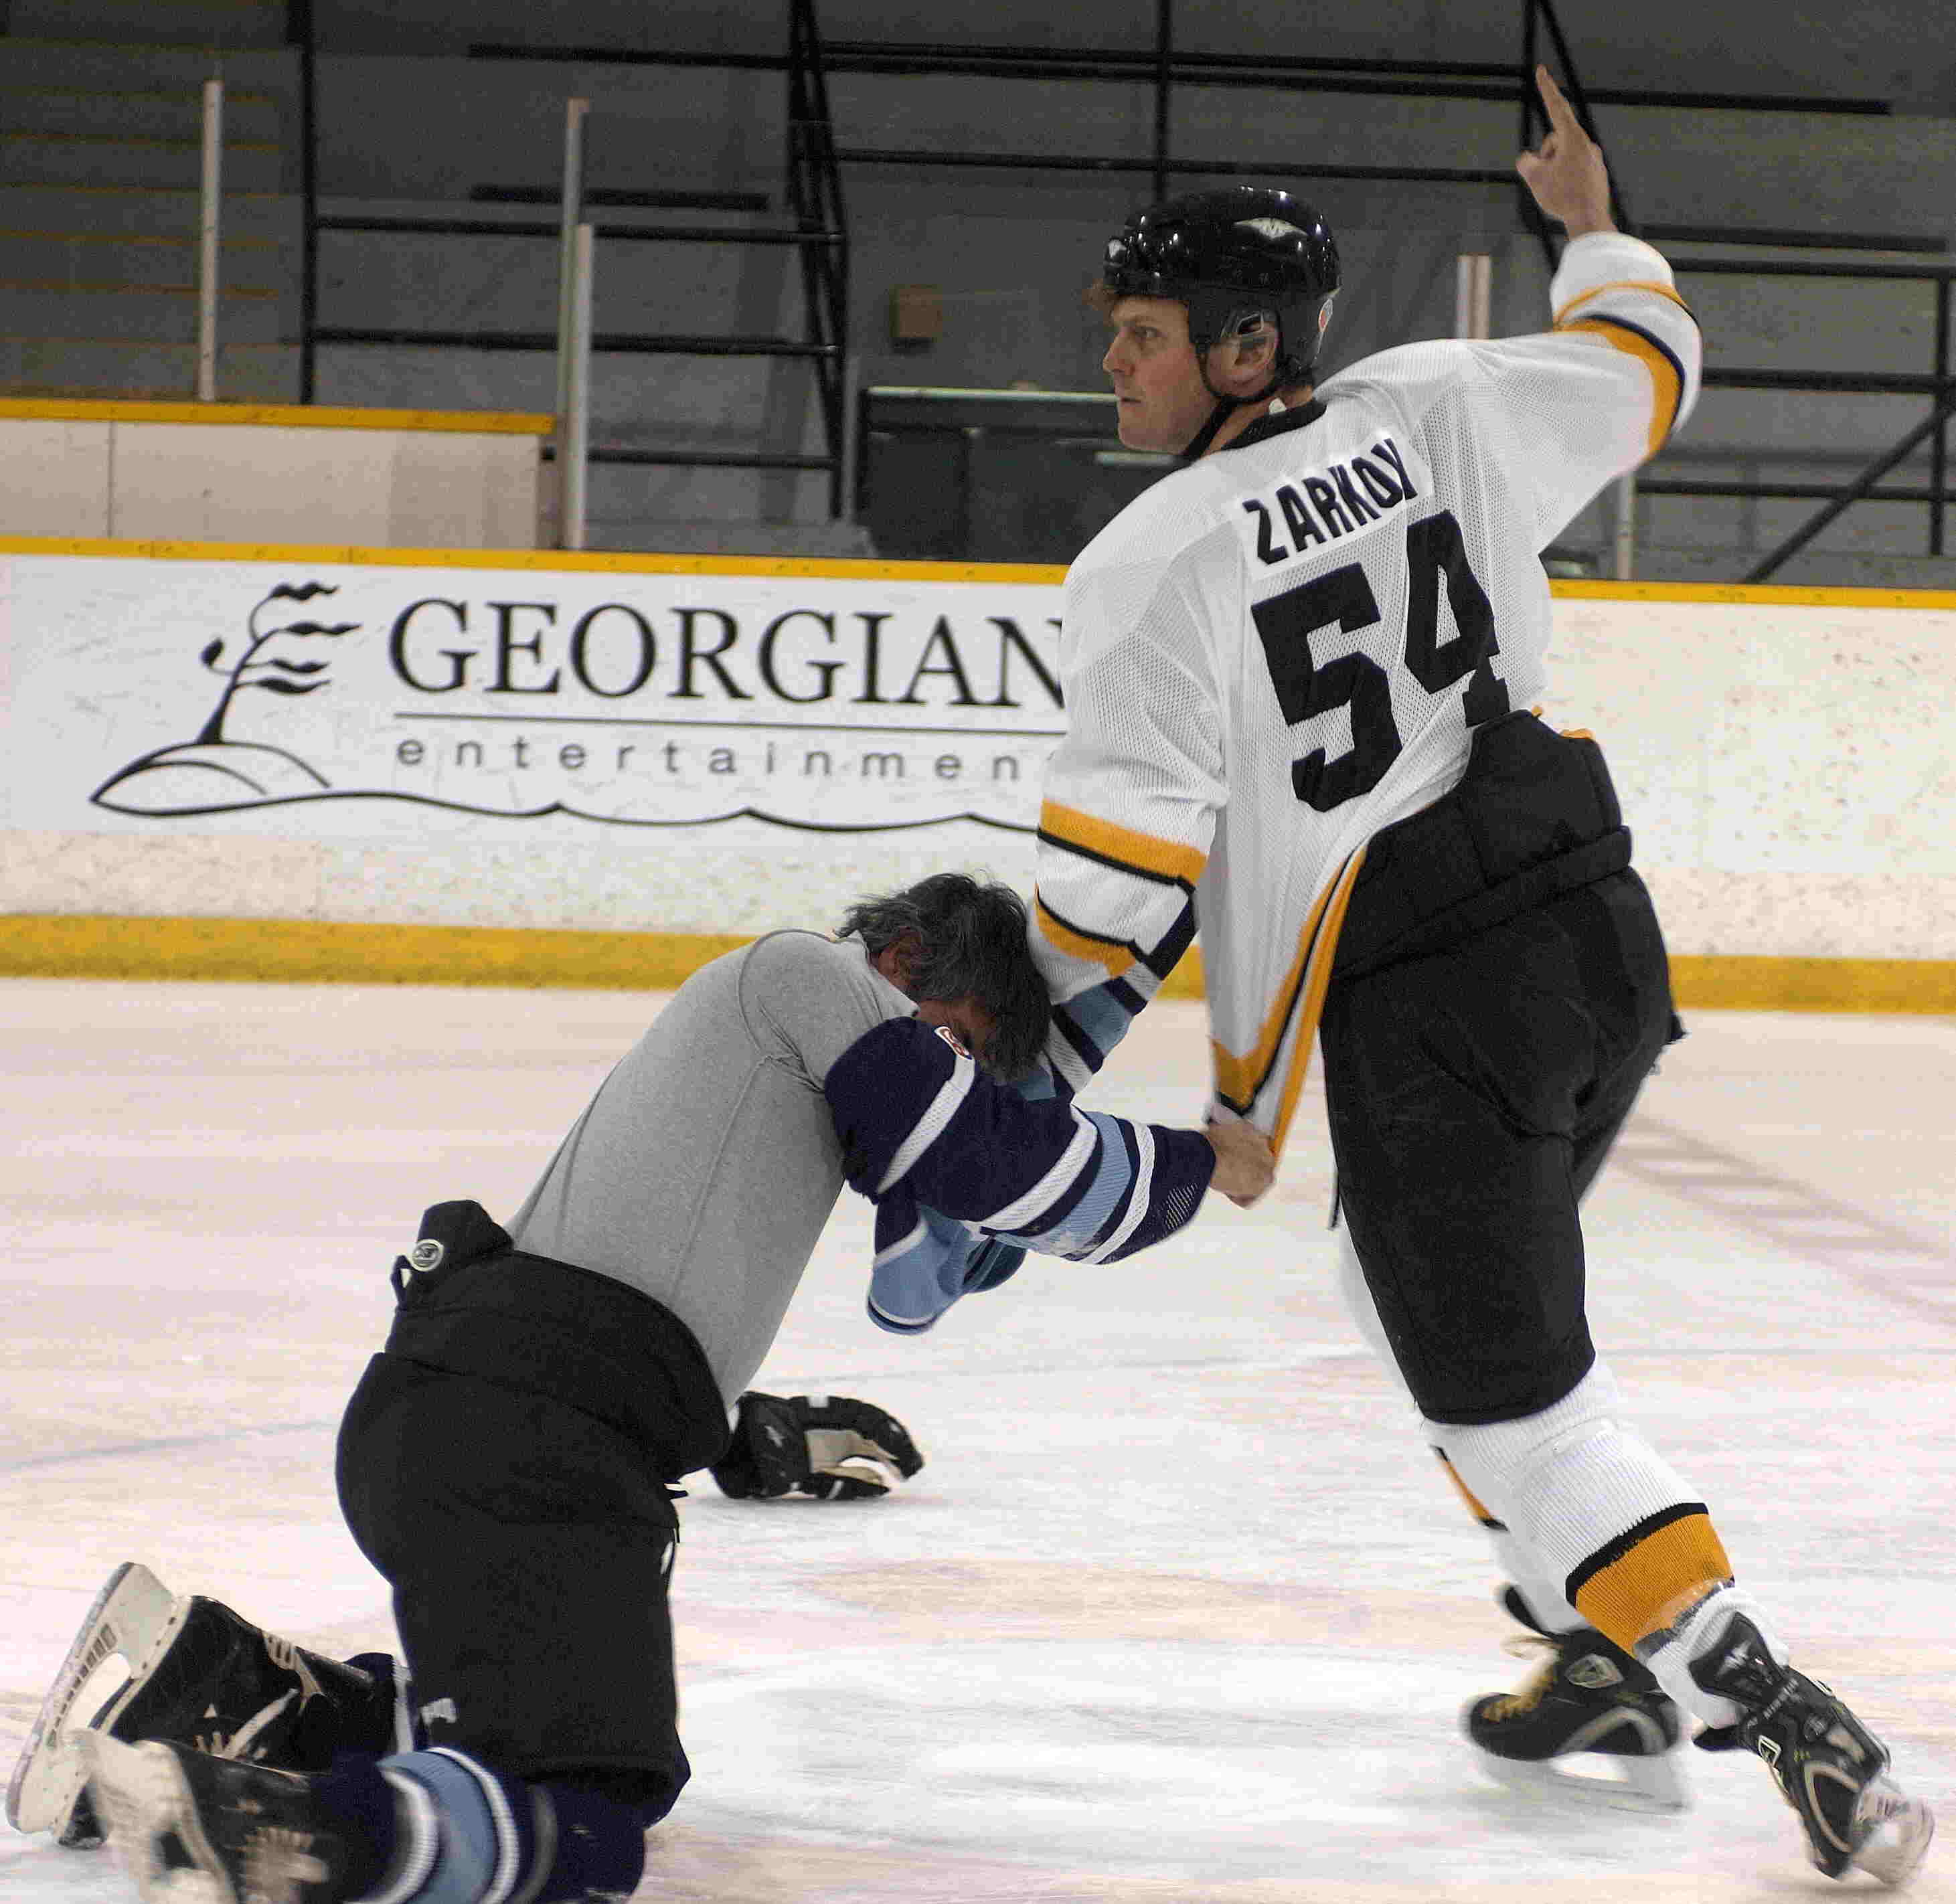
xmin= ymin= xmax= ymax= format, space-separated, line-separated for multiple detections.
xmin=1649 ymin=258 xmax=1956 ymax=579
xmin=785 ymin=0 xmax=851 ymax=516
xmin=290 ymin=1 xmax=1951 ymax=576
xmin=289 ymin=0 xmax=852 ymax=518
xmin=292 ymin=0 xmax=319 ymax=402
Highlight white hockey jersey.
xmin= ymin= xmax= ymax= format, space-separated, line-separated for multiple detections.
xmin=1032 ymin=231 xmax=1703 ymax=1146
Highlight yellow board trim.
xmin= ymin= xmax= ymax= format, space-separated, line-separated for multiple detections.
xmin=3 ymin=535 xmax=1956 ymax=605
xmin=1559 ymin=317 xmax=1681 ymax=458
xmin=1038 ymin=798 xmax=1208 ymax=888
xmin=0 ymin=920 xmax=1950 ymax=1015
xmin=0 ymin=399 xmax=555 ymax=434
xmin=1668 ymin=954 xmax=1956 ymax=1015
xmin=0 ymin=915 xmax=751 ymax=992
xmin=0 ymin=533 xmax=1072 ymax=586
xmin=1549 ymin=576 xmax=1956 ymax=610
xmin=1159 ymin=950 xmax=1205 ymax=1001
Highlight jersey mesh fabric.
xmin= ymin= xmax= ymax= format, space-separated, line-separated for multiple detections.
xmin=1034 ymin=232 xmax=1702 ymax=1143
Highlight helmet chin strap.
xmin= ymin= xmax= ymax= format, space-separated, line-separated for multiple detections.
xmin=1176 ymin=355 xmax=1289 ymax=463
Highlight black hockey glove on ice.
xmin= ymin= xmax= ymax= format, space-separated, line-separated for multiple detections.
xmin=708 ymin=1391 xmax=924 ymax=1501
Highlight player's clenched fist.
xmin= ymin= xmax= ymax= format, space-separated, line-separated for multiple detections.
xmin=708 ymin=1391 xmax=925 ymax=1501
xmin=1206 ymin=1116 xmax=1275 ymax=1207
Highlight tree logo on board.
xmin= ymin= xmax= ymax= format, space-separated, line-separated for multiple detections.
xmin=90 ymin=583 xmax=352 ymax=815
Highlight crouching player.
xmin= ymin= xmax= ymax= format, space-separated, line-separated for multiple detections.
xmin=11 ymin=873 xmax=1272 ymax=1904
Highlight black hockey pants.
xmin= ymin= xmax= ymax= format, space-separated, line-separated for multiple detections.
xmin=335 ymin=1201 xmax=727 ymax=1820
xmin=1322 ymin=713 xmax=1681 ymax=1427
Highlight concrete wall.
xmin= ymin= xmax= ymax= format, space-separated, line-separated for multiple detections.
xmin=7 ymin=3 xmax=1955 ymax=574
xmin=288 ymin=21 xmax=1956 ymax=576
xmin=0 ymin=404 xmax=546 ymax=547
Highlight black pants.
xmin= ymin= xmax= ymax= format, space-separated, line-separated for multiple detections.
xmin=1323 ymin=870 xmax=1675 ymax=1427
xmin=1322 ymin=715 xmax=1679 ymax=1428
xmin=334 ymin=1202 xmax=726 ymax=1820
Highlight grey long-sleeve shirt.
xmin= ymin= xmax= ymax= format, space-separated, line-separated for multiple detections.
xmin=506 ymin=931 xmax=910 ymax=1405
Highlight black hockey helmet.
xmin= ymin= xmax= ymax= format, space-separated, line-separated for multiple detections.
xmin=1101 ymin=185 xmax=1340 ymax=384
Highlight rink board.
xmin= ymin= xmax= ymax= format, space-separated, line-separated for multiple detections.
xmin=1 ymin=536 xmax=1953 ymax=1008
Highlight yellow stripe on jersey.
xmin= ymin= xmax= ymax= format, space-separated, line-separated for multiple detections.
xmin=1038 ymin=798 xmax=1209 ymax=889
xmin=1269 ymin=849 xmax=1368 ymax=1152
xmin=1571 ymin=1510 xmax=1734 ymax=1652
xmin=1552 ymin=278 xmax=1693 ymax=326
xmin=1034 ymin=895 xmax=1134 ymax=979
xmin=1558 ymin=318 xmax=1684 ymax=458
xmin=1211 ymin=844 xmax=1366 ymax=1148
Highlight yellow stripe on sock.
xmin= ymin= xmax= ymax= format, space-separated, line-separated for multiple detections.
xmin=1571 ymin=1510 xmax=1734 ymax=1651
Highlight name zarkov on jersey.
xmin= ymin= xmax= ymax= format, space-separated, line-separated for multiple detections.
xmin=1239 ymin=436 xmax=1420 ymax=568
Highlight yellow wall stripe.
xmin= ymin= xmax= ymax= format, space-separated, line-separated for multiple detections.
xmin=1552 ymin=279 xmax=1692 ymax=325
xmin=1571 ymin=1511 xmax=1734 ymax=1652
xmin=0 ymin=398 xmax=554 ymax=434
xmin=1038 ymin=798 xmax=1208 ymax=888
xmin=1549 ymin=577 xmax=1956 ymax=609
xmin=0 ymin=914 xmax=750 ymax=992
xmin=5 ymin=535 xmax=1956 ymax=608
xmin=1 ymin=921 xmax=1950 ymax=1016
xmin=1669 ymin=953 xmax=1956 ymax=1015
xmin=0 ymin=533 xmax=1071 ymax=586
xmin=1559 ymin=318 xmax=1682 ymax=458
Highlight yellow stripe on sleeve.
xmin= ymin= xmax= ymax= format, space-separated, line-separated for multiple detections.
xmin=1038 ymin=798 xmax=1208 ymax=889
xmin=1552 ymin=279 xmax=1693 ymax=326
xmin=1034 ymin=895 xmax=1134 ymax=979
xmin=1558 ymin=319 xmax=1684 ymax=459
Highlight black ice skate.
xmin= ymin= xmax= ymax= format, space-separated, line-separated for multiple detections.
xmin=1465 ymin=1585 xmax=1687 ymax=1812
xmin=6 ymin=1561 xmax=396 ymax=1849
xmin=1690 ymin=1612 xmax=1934 ymax=1887
xmin=80 ymin=1731 xmax=355 ymax=1904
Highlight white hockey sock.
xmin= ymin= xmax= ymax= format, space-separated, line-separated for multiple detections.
xmin=1431 ymin=1365 xmax=1736 ymax=1663
xmin=1484 ymin=1528 xmax=1586 ymax=1634
xmin=1641 ymin=1586 xmax=1789 ymax=1731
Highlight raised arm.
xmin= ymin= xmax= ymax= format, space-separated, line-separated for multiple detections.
xmin=1516 ymin=65 xmax=1615 ymax=238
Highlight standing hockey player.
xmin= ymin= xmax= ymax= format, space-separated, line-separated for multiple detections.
xmin=44 ymin=871 xmax=1273 ymax=1904
xmin=1026 ymin=66 xmax=1933 ymax=1887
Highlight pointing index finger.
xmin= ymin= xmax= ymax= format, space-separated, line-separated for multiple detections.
xmin=1536 ymin=64 xmax=1579 ymax=135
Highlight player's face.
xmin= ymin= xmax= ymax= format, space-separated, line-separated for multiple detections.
xmin=1103 ymin=296 xmax=1213 ymax=454
xmin=914 ymin=994 xmax=998 ymax=1069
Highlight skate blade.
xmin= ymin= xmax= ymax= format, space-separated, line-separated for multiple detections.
xmin=78 ymin=1733 xmax=230 ymax=1904
xmin=1476 ymin=1742 xmax=1692 ymax=1813
xmin=5 ymin=1561 xmax=187 ymax=1842
xmin=1854 ymin=1787 xmax=1935 ymax=1890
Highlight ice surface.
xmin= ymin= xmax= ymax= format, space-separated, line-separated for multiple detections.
xmin=2 ymin=980 xmax=1951 ymax=1901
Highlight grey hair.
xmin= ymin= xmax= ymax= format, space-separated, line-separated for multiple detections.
xmin=837 ymin=872 xmax=1050 ymax=1080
